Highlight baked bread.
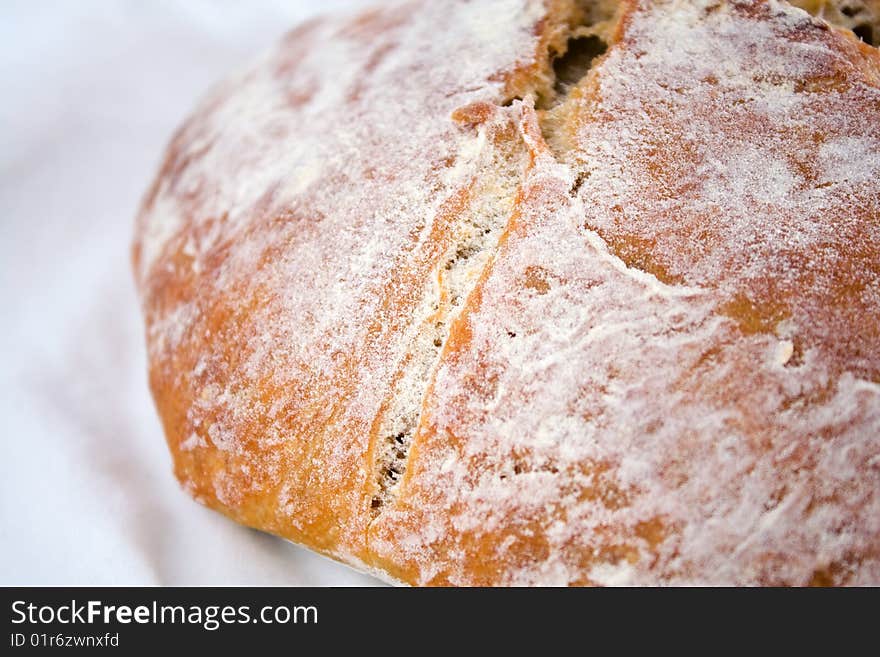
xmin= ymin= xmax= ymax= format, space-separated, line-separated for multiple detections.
xmin=133 ymin=0 xmax=880 ymax=585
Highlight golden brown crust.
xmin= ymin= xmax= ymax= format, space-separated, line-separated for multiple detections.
xmin=135 ymin=0 xmax=880 ymax=585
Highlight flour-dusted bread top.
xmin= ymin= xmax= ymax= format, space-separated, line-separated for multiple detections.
xmin=134 ymin=0 xmax=880 ymax=585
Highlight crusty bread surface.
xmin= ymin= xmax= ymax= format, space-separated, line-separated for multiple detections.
xmin=134 ymin=0 xmax=880 ymax=585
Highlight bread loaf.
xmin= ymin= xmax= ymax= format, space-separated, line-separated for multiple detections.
xmin=133 ymin=0 xmax=880 ymax=585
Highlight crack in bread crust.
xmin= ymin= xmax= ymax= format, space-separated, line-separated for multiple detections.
xmin=367 ymin=112 xmax=530 ymax=519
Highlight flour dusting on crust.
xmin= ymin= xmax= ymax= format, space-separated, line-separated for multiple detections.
xmin=135 ymin=0 xmax=880 ymax=585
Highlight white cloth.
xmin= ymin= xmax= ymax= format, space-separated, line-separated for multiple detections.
xmin=0 ymin=0 xmax=381 ymax=585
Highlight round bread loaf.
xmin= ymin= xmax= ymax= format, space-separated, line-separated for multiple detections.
xmin=133 ymin=0 xmax=880 ymax=585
